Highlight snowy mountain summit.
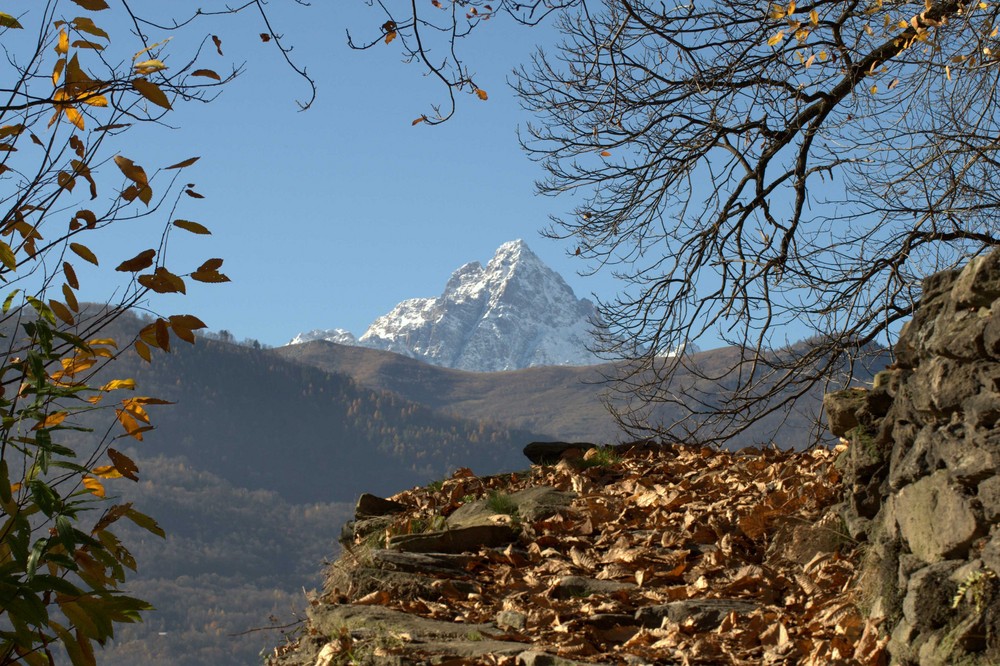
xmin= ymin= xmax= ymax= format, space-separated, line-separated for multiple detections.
xmin=289 ymin=240 xmax=604 ymax=372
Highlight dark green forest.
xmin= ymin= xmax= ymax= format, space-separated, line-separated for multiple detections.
xmin=95 ymin=454 xmax=351 ymax=665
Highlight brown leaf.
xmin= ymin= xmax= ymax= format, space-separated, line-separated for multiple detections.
xmin=132 ymin=77 xmax=172 ymax=110
xmin=108 ymin=448 xmax=140 ymax=481
xmin=192 ymin=69 xmax=221 ymax=81
xmin=69 ymin=242 xmax=98 ymax=266
xmin=173 ymin=219 xmax=210 ymax=235
xmin=165 ymin=156 xmax=199 ymax=170
xmin=113 ymin=155 xmax=148 ymax=186
xmin=115 ymin=249 xmax=155 ymax=272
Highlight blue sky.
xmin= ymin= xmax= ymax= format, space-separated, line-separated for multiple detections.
xmin=65 ymin=2 xmax=615 ymax=347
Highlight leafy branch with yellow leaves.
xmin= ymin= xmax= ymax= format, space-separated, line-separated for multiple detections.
xmin=0 ymin=1 xmax=311 ymax=664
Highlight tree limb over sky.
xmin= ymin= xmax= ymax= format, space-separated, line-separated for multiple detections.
xmin=365 ymin=0 xmax=1000 ymax=445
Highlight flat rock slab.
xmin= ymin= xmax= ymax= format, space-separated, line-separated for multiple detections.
xmin=447 ymin=486 xmax=577 ymax=528
xmin=518 ymin=650 xmax=612 ymax=666
xmin=355 ymin=493 xmax=408 ymax=520
xmin=407 ymin=639 xmax=529 ymax=661
xmin=523 ymin=441 xmax=597 ymax=464
xmin=635 ymin=599 xmax=759 ymax=631
xmin=371 ymin=550 xmax=476 ymax=576
xmin=551 ymin=575 xmax=635 ymax=599
xmin=388 ymin=524 xmax=517 ymax=554
xmin=584 ymin=613 xmax=637 ymax=630
xmin=823 ymin=389 xmax=868 ymax=437
xmin=348 ymin=567 xmax=479 ymax=601
xmin=310 ymin=603 xmax=502 ymax=643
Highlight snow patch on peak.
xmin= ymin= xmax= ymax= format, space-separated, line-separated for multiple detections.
xmin=287 ymin=328 xmax=357 ymax=346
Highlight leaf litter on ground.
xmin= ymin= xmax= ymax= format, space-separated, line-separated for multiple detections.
xmin=306 ymin=442 xmax=890 ymax=665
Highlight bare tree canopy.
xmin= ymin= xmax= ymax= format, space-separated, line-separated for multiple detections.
xmin=358 ymin=0 xmax=1000 ymax=445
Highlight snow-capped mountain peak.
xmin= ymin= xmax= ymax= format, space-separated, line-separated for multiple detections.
xmin=287 ymin=328 xmax=357 ymax=346
xmin=288 ymin=240 xmax=603 ymax=371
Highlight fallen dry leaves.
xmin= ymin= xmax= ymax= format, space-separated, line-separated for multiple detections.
xmin=332 ymin=443 xmax=890 ymax=665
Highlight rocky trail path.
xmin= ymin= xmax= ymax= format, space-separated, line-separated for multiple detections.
xmin=267 ymin=442 xmax=887 ymax=665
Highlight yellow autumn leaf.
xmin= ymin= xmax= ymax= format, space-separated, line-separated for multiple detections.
xmin=91 ymin=465 xmax=123 ymax=480
xmin=767 ymin=31 xmax=785 ymax=46
xmin=49 ymin=299 xmax=74 ymax=325
xmin=0 ymin=241 xmax=16 ymax=271
xmin=82 ymin=476 xmax=105 ymax=498
xmin=165 ymin=156 xmax=200 ymax=170
xmin=134 ymin=339 xmax=151 ymax=362
xmin=870 ymin=84 xmax=878 ymax=94
xmin=113 ymin=155 xmax=148 ymax=186
xmin=101 ymin=378 xmax=136 ymax=391
xmin=35 ymin=411 xmax=68 ymax=429
xmin=56 ymin=29 xmax=69 ymax=55
xmin=52 ymin=58 xmax=65 ymax=86
xmin=82 ymin=93 xmax=108 ymax=107
xmin=475 ymin=88 xmax=488 ymax=100
xmin=191 ymin=69 xmax=221 ymax=81
xmin=133 ymin=59 xmax=167 ymax=75
xmin=810 ymin=9 xmax=819 ymax=25
xmin=115 ymin=408 xmax=144 ymax=440
xmin=0 ymin=12 xmax=22 ymax=29
xmin=133 ymin=37 xmax=172 ymax=62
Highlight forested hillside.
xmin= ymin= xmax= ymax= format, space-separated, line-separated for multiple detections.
xmin=96 ymin=454 xmax=352 ymax=665
xmin=277 ymin=340 xmax=888 ymax=449
xmin=71 ymin=311 xmax=546 ymax=503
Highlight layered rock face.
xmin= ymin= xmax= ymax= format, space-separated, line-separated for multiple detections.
xmin=827 ymin=250 xmax=1000 ymax=665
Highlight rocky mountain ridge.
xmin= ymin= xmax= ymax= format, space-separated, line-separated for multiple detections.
xmin=288 ymin=240 xmax=604 ymax=372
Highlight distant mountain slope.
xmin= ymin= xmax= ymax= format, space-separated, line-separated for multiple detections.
xmin=274 ymin=339 xmax=888 ymax=449
xmin=69 ymin=311 xmax=548 ymax=505
xmin=289 ymin=240 xmax=604 ymax=371
xmin=275 ymin=340 xmax=623 ymax=443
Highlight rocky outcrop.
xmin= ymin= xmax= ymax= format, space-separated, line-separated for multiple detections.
xmin=828 ymin=250 xmax=1000 ymax=665
xmin=267 ymin=442 xmax=883 ymax=665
